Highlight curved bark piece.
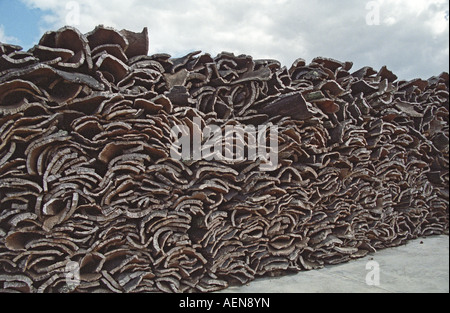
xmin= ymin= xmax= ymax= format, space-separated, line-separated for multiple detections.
xmin=0 ymin=64 xmax=105 ymax=91
xmin=120 ymin=28 xmax=149 ymax=59
xmin=1 ymin=43 xmax=23 ymax=56
xmin=1 ymin=52 xmax=38 ymax=71
xmin=258 ymin=91 xmax=316 ymax=120
xmin=39 ymin=26 xmax=93 ymax=70
xmin=30 ymin=45 xmax=75 ymax=63
xmin=92 ymin=44 xmax=128 ymax=63
xmin=0 ymin=79 xmax=45 ymax=114
xmin=312 ymin=57 xmax=348 ymax=72
xmin=47 ymin=79 xmax=83 ymax=103
xmin=95 ymin=53 xmax=129 ymax=83
xmin=87 ymin=25 xmax=128 ymax=52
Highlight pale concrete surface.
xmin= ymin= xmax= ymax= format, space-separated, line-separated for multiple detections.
xmin=219 ymin=235 xmax=449 ymax=293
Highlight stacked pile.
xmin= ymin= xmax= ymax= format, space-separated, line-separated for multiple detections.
xmin=0 ymin=26 xmax=448 ymax=293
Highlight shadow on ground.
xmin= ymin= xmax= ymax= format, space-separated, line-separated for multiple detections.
xmin=218 ymin=235 xmax=449 ymax=293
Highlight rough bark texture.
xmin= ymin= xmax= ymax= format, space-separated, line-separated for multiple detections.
xmin=0 ymin=26 xmax=448 ymax=293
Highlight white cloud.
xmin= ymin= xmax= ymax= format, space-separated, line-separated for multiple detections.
xmin=20 ymin=0 xmax=449 ymax=79
xmin=0 ymin=25 xmax=19 ymax=44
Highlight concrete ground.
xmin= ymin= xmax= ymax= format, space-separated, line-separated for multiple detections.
xmin=219 ymin=235 xmax=449 ymax=293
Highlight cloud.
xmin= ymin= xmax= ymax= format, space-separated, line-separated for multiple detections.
xmin=0 ymin=25 xmax=19 ymax=44
xmin=20 ymin=0 xmax=449 ymax=79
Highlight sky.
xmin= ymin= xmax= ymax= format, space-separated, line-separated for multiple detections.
xmin=0 ymin=0 xmax=449 ymax=80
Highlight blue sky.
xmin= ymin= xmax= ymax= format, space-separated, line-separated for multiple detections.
xmin=0 ymin=0 xmax=449 ymax=80
xmin=0 ymin=0 xmax=47 ymax=48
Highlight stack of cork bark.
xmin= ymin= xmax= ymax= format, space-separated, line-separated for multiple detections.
xmin=0 ymin=26 xmax=448 ymax=292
